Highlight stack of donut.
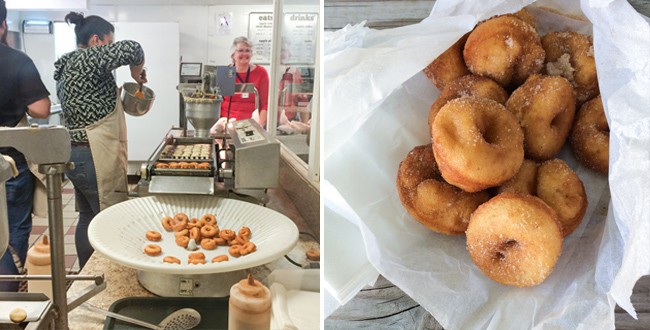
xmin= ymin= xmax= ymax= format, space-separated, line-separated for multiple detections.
xmin=398 ymin=8 xmax=609 ymax=287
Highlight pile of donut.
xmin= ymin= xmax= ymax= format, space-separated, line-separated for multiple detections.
xmin=142 ymin=213 xmax=257 ymax=265
xmin=397 ymin=8 xmax=609 ymax=287
xmin=154 ymin=161 xmax=211 ymax=170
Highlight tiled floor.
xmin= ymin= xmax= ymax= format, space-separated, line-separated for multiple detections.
xmin=29 ymin=179 xmax=80 ymax=273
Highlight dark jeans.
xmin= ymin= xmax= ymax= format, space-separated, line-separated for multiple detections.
xmin=0 ymin=162 xmax=34 ymax=292
xmin=66 ymin=145 xmax=100 ymax=269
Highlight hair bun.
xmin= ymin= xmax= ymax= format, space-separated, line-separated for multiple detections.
xmin=64 ymin=12 xmax=85 ymax=25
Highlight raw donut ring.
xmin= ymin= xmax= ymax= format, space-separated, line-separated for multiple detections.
xmin=496 ymin=158 xmax=588 ymax=237
xmin=200 ymin=238 xmax=217 ymax=250
xmin=423 ymin=33 xmax=470 ymax=90
xmin=306 ymin=248 xmax=320 ymax=261
xmin=466 ymin=193 xmax=563 ymax=287
xmin=163 ymin=256 xmax=181 ymax=264
xmin=144 ymin=244 xmax=162 ymax=256
xmin=189 ymin=227 xmax=201 ymax=242
xmin=506 ymin=74 xmax=575 ymax=160
xmin=238 ymin=226 xmax=252 ymax=238
xmin=175 ymin=236 xmax=190 ymax=248
xmin=161 ymin=217 xmax=174 ymax=232
xmin=536 ymin=159 xmax=588 ymax=237
xmin=200 ymin=225 xmax=219 ymax=238
xmin=397 ymin=144 xmax=490 ymax=235
xmin=219 ymin=229 xmax=236 ymax=241
xmin=187 ymin=218 xmax=201 ymax=229
xmin=201 ymin=214 xmax=217 ymax=226
xmin=464 ymin=15 xmax=545 ymax=88
xmin=542 ymin=31 xmax=598 ymax=105
xmin=240 ymin=242 xmax=256 ymax=256
xmin=229 ymin=245 xmax=242 ymax=257
xmin=145 ymin=230 xmax=162 ymax=242
xmin=212 ymin=254 xmax=229 ymax=263
xmin=431 ymin=97 xmax=524 ymax=192
xmin=570 ymin=95 xmax=609 ymax=173
xmin=429 ymin=75 xmax=508 ymax=133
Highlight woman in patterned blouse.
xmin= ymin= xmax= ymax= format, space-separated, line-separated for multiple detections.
xmin=54 ymin=12 xmax=146 ymax=269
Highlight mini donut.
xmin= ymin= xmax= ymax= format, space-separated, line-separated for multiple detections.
xmin=508 ymin=8 xmax=537 ymax=29
xmin=145 ymin=230 xmax=162 ymax=242
xmin=174 ymin=229 xmax=189 ymax=238
xmin=423 ymin=33 xmax=470 ymax=90
xmin=190 ymin=162 xmax=199 ymax=167
xmin=464 ymin=15 xmax=545 ymax=88
xmin=506 ymin=74 xmax=576 ymax=160
xmin=306 ymin=248 xmax=320 ymax=261
xmin=212 ymin=255 xmax=229 ymax=263
xmin=200 ymin=225 xmax=219 ymax=238
xmin=214 ymin=237 xmax=228 ymax=246
xmin=542 ymin=31 xmax=598 ymax=105
xmin=188 ymin=252 xmax=206 ymax=260
xmin=174 ymin=212 xmax=189 ymax=223
xmin=238 ymin=226 xmax=252 ymax=238
xmin=189 ymin=227 xmax=201 ymax=242
xmin=187 ymin=218 xmax=201 ymax=229
xmin=219 ymin=229 xmax=236 ymax=241
xmin=155 ymin=162 xmax=169 ymax=169
xmin=197 ymin=162 xmax=211 ymax=169
xmin=200 ymin=238 xmax=217 ymax=250
xmin=201 ymin=214 xmax=217 ymax=226
xmin=168 ymin=162 xmax=180 ymax=169
xmin=496 ymin=159 xmax=538 ymax=195
xmin=179 ymin=162 xmax=194 ymax=169
xmin=466 ymin=193 xmax=563 ymax=287
xmin=428 ymin=75 xmax=508 ymax=132
xmin=397 ymin=144 xmax=490 ymax=235
xmin=9 ymin=308 xmax=27 ymax=323
xmin=175 ymin=236 xmax=190 ymax=248
xmin=570 ymin=95 xmax=609 ymax=173
xmin=536 ymin=159 xmax=588 ymax=237
xmin=431 ymin=97 xmax=524 ymax=192
xmin=163 ymin=256 xmax=181 ymax=264
xmin=240 ymin=242 xmax=256 ymax=256
xmin=235 ymin=234 xmax=250 ymax=245
xmin=161 ymin=217 xmax=174 ymax=232
xmin=188 ymin=258 xmax=207 ymax=265
xmin=229 ymin=245 xmax=242 ymax=257
xmin=144 ymin=244 xmax=162 ymax=256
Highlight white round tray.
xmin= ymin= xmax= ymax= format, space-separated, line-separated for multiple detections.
xmin=88 ymin=195 xmax=299 ymax=274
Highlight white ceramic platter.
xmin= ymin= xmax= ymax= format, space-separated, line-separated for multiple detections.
xmin=88 ymin=195 xmax=299 ymax=274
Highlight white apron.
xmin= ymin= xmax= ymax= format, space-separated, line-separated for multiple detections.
xmin=77 ymin=88 xmax=129 ymax=211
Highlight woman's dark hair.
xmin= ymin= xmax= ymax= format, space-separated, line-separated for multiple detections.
xmin=64 ymin=12 xmax=114 ymax=47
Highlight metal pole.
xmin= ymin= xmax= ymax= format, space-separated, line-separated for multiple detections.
xmin=40 ymin=163 xmax=70 ymax=330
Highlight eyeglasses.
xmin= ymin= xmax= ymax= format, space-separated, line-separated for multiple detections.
xmin=236 ymin=48 xmax=252 ymax=53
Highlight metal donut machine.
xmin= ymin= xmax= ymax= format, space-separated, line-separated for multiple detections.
xmin=137 ymin=65 xmax=280 ymax=204
xmin=0 ymin=125 xmax=106 ymax=329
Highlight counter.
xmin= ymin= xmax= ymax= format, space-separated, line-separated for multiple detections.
xmin=65 ymin=188 xmax=319 ymax=329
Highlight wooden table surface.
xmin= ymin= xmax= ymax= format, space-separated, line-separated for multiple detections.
xmin=323 ymin=0 xmax=650 ymax=328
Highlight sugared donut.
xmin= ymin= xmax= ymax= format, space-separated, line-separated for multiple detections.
xmin=145 ymin=230 xmax=162 ymax=242
xmin=163 ymin=256 xmax=181 ymax=264
xmin=541 ymin=31 xmax=598 ymax=105
xmin=496 ymin=159 xmax=537 ymax=195
xmin=508 ymin=8 xmax=537 ymax=29
xmin=144 ymin=244 xmax=162 ymax=257
xmin=423 ymin=33 xmax=470 ymax=90
xmin=536 ymin=159 xmax=587 ymax=237
xmin=464 ymin=15 xmax=545 ymax=88
xmin=161 ymin=217 xmax=174 ymax=232
xmin=396 ymin=144 xmax=490 ymax=235
xmin=506 ymin=74 xmax=575 ymax=160
xmin=496 ymin=158 xmax=588 ymax=237
xmin=466 ymin=193 xmax=562 ymax=287
xmin=570 ymin=95 xmax=609 ymax=173
xmin=431 ymin=97 xmax=524 ymax=192
xmin=428 ymin=75 xmax=509 ymax=132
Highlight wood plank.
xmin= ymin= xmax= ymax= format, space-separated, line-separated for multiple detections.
xmin=324 ymin=0 xmax=434 ymax=30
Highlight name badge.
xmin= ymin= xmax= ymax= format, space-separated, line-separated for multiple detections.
xmin=242 ymin=93 xmax=249 ymax=99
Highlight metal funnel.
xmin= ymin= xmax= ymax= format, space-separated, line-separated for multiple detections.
xmin=177 ymin=84 xmax=222 ymax=137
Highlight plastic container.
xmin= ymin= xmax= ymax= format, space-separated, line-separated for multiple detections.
xmin=25 ymin=235 xmax=52 ymax=299
xmin=228 ymin=274 xmax=271 ymax=330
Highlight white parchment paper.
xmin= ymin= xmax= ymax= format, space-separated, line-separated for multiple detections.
xmin=323 ymin=0 xmax=650 ymax=328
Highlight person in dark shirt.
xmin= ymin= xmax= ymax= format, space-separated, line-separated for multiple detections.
xmin=0 ymin=0 xmax=51 ymax=292
xmin=54 ymin=12 xmax=146 ymax=268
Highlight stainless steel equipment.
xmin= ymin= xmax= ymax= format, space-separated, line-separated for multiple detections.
xmin=0 ymin=125 xmax=107 ymax=329
xmin=121 ymin=82 xmax=155 ymax=117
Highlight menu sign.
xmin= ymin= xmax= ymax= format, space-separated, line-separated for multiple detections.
xmin=248 ymin=12 xmax=318 ymax=65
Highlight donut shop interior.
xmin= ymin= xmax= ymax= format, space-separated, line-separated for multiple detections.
xmin=0 ymin=0 xmax=319 ymax=328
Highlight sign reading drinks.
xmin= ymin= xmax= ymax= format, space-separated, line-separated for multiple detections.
xmin=248 ymin=12 xmax=318 ymax=65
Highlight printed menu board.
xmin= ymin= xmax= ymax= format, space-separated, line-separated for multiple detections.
xmin=248 ymin=12 xmax=318 ymax=65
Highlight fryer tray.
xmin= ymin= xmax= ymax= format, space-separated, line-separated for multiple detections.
xmin=104 ymin=296 xmax=228 ymax=329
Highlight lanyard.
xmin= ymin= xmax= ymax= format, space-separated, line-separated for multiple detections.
xmin=235 ymin=67 xmax=251 ymax=84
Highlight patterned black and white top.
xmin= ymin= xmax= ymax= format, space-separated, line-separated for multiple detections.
xmin=54 ymin=40 xmax=144 ymax=142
